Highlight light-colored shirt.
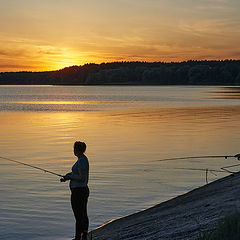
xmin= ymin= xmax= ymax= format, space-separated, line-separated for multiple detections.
xmin=70 ymin=154 xmax=89 ymax=189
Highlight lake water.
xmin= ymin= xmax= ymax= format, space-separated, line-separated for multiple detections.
xmin=0 ymin=85 xmax=240 ymax=240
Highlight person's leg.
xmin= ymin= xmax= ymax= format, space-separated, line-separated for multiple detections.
xmin=81 ymin=187 xmax=89 ymax=240
xmin=71 ymin=189 xmax=83 ymax=240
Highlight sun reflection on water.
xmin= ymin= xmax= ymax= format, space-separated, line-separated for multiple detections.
xmin=14 ymin=101 xmax=131 ymax=105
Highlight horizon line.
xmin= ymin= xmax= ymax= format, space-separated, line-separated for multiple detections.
xmin=1 ymin=58 xmax=240 ymax=74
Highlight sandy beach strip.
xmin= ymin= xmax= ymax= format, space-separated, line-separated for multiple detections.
xmin=91 ymin=172 xmax=240 ymax=240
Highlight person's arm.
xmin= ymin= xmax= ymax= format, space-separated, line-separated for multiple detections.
xmin=61 ymin=169 xmax=86 ymax=182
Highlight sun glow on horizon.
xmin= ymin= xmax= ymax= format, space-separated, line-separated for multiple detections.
xmin=55 ymin=60 xmax=80 ymax=71
xmin=38 ymin=48 xmax=87 ymax=71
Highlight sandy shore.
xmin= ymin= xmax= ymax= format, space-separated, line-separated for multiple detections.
xmin=91 ymin=172 xmax=240 ymax=240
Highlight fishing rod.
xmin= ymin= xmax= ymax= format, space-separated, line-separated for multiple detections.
xmin=154 ymin=153 xmax=240 ymax=162
xmin=0 ymin=156 xmax=64 ymax=178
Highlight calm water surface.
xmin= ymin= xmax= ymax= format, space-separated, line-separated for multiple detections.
xmin=0 ymin=85 xmax=240 ymax=240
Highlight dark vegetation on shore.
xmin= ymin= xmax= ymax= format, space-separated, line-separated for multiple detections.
xmin=1 ymin=60 xmax=240 ymax=85
xmin=198 ymin=212 xmax=240 ymax=240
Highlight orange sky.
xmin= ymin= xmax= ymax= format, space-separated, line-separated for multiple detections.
xmin=0 ymin=0 xmax=239 ymax=72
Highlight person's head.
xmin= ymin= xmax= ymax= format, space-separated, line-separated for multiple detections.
xmin=74 ymin=141 xmax=86 ymax=157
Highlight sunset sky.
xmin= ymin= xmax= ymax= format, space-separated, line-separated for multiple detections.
xmin=0 ymin=0 xmax=239 ymax=72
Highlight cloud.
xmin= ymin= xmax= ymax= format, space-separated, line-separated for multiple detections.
xmin=0 ymin=64 xmax=36 ymax=71
xmin=37 ymin=46 xmax=63 ymax=56
xmin=0 ymin=48 xmax=30 ymax=58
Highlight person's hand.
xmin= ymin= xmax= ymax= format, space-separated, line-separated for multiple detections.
xmin=60 ymin=172 xmax=72 ymax=182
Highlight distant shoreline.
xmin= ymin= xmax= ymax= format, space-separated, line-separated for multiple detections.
xmin=91 ymin=172 xmax=240 ymax=240
xmin=1 ymin=60 xmax=240 ymax=86
xmin=1 ymin=84 xmax=239 ymax=86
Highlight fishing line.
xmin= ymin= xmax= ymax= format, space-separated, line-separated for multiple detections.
xmin=165 ymin=167 xmax=227 ymax=173
xmin=0 ymin=156 xmax=64 ymax=177
xmin=221 ymin=163 xmax=240 ymax=173
xmin=163 ymin=166 xmax=237 ymax=184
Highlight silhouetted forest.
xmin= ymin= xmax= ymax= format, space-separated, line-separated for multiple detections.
xmin=1 ymin=60 xmax=240 ymax=85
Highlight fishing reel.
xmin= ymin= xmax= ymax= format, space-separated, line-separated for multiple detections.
xmin=234 ymin=154 xmax=240 ymax=160
xmin=60 ymin=177 xmax=67 ymax=182
xmin=225 ymin=154 xmax=240 ymax=160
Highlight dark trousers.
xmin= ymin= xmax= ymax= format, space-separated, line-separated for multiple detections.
xmin=71 ymin=187 xmax=89 ymax=240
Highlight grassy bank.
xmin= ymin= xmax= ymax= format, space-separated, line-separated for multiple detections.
xmin=198 ymin=212 xmax=240 ymax=240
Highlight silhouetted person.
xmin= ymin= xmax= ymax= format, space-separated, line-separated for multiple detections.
xmin=61 ymin=141 xmax=89 ymax=240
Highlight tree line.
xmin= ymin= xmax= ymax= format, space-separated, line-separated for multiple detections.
xmin=0 ymin=60 xmax=240 ymax=85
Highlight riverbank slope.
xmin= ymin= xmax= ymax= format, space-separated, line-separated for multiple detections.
xmin=91 ymin=172 xmax=240 ymax=240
